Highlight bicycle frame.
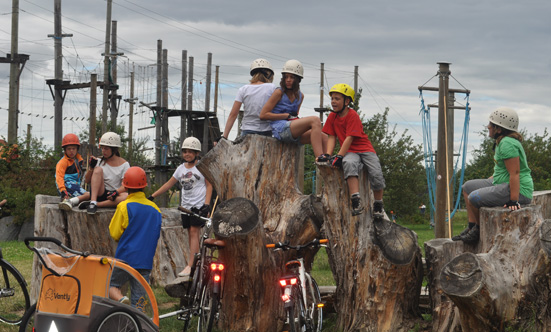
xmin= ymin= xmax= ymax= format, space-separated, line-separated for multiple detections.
xmin=267 ymin=239 xmax=326 ymax=332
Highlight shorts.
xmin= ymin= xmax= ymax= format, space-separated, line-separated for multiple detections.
xmin=276 ymin=121 xmax=301 ymax=144
xmin=462 ymin=178 xmax=532 ymax=209
xmin=241 ymin=130 xmax=272 ymax=137
xmin=90 ymin=188 xmax=110 ymax=202
xmin=342 ymin=152 xmax=386 ymax=191
xmin=181 ymin=213 xmax=205 ymax=229
xmin=60 ymin=181 xmax=87 ymax=197
xmin=110 ymin=267 xmax=151 ymax=307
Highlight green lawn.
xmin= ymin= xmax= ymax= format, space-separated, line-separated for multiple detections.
xmin=0 ymin=213 xmax=467 ymax=331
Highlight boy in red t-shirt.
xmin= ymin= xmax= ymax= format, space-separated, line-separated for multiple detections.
xmin=322 ymin=83 xmax=386 ymax=218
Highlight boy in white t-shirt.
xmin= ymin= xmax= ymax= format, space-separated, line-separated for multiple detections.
xmin=149 ymin=136 xmax=213 ymax=277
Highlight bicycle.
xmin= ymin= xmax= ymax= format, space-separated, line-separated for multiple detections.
xmin=0 ymin=246 xmax=30 ymax=325
xmin=266 ymin=239 xmax=327 ymax=332
xmin=159 ymin=206 xmax=225 ymax=332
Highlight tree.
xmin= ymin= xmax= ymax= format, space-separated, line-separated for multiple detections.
xmin=362 ymin=108 xmax=427 ymax=218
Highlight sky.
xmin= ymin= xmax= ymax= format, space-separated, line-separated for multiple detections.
xmin=0 ymin=0 xmax=550 ymax=164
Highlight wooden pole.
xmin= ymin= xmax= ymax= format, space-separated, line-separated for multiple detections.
xmin=155 ymin=40 xmax=162 ymax=167
xmin=316 ymin=63 xmax=325 ymax=195
xmin=203 ymin=53 xmax=212 ymax=153
xmin=53 ymin=0 xmax=63 ymax=150
xmin=109 ymin=20 xmax=117 ymax=129
xmin=354 ymin=65 xmax=359 ymax=97
xmin=101 ymin=0 xmax=112 ymax=133
xmin=128 ymin=67 xmax=134 ymax=156
xmin=90 ymin=73 xmax=97 ymax=145
xmin=187 ymin=57 xmax=194 ymax=138
xmin=180 ymin=50 xmax=187 ymax=146
xmin=7 ymin=0 xmax=19 ymax=144
xmin=435 ymin=62 xmax=451 ymax=238
xmin=214 ymin=65 xmax=219 ymax=115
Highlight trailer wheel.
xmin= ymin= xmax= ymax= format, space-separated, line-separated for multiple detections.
xmin=89 ymin=306 xmax=143 ymax=332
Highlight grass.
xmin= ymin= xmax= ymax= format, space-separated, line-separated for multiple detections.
xmin=0 ymin=213 xmax=468 ymax=331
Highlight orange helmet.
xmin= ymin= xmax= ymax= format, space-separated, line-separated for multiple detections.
xmin=62 ymin=133 xmax=80 ymax=148
xmin=123 ymin=166 xmax=148 ymax=189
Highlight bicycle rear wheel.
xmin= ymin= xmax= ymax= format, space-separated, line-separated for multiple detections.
xmin=286 ymin=287 xmax=305 ymax=332
xmin=0 ymin=260 xmax=30 ymax=325
xmin=304 ymin=275 xmax=322 ymax=332
xmin=197 ymin=279 xmax=219 ymax=332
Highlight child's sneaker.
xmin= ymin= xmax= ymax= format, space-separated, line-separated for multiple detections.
xmin=351 ymin=195 xmax=364 ymax=216
xmin=87 ymin=203 xmax=97 ymax=215
xmin=58 ymin=199 xmax=74 ymax=211
xmin=373 ymin=200 xmax=385 ymax=220
xmin=78 ymin=201 xmax=90 ymax=210
xmin=118 ymin=296 xmax=130 ymax=305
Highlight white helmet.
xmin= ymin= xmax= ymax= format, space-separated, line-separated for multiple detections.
xmin=181 ymin=137 xmax=201 ymax=152
xmin=489 ymin=107 xmax=519 ymax=132
xmin=99 ymin=132 xmax=122 ymax=148
xmin=282 ymin=59 xmax=303 ymax=78
xmin=250 ymin=58 xmax=273 ymax=76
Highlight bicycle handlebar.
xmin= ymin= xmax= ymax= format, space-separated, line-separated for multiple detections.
xmin=178 ymin=206 xmax=212 ymax=224
xmin=266 ymin=238 xmax=328 ymax=251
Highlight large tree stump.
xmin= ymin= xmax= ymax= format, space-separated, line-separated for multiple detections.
xmin=31 ymin=195 xmax=189 ymax=301
xmin=426 ymin=196 xmax=551 ymax=331
xmin=198 ymin=136 xmax=322 ymax=331
xmin=317 ymin=164 xmax=423 ymax=331
xmin=198 ymin=136 xmax=423 ymax=331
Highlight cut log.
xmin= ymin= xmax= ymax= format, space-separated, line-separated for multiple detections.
xmin=427 ymin=203 xmax=551 ymax=331
xmin=199 ymin=136 xmax=423 ymax=332
xmin=317 ymin=163 xmax=423 ymax=332
xmin=31 ymin=195 xmax=189 ymax=302
xmin=197 ymin=136 xmax=323 ymax=332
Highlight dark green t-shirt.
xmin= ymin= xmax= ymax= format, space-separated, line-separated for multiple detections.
xmin=492 ymin=136 xmax=533 ymax=199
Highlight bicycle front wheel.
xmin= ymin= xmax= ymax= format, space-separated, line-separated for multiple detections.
xmin=0 ymin=260 xmax=30 ymax=325
xmin=304 ymin=275 xmax=323 ymax=332
xmin=197 ymin=279 xmax=219 ymax=332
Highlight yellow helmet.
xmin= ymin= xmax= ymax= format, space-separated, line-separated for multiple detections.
xmin=329 ymin=83 xmax=355 ymax=102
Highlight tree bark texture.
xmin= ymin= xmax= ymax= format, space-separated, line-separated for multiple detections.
xmin=31 ymin=195 xmax=189 ymax=301
xmin=317 ymin=164 xmax=424 ymax=332
xmin=426 ymin=199 xmax=551 ymax=331
xmin=197 ymin=136 xmax=323 ymax=332
xmin=200 ymin=136 xmax=423 ymax=332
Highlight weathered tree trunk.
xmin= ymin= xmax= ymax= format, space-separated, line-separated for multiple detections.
xmin=197 ymin=136 xmax=322 ymax=332
xmin=198 ymin=136 xmax=423 ymax=332
xmin=426 ymin=195 xmax=551 ymax=331
xmin=317 ymin=164 xmax=424 ymax=331
xmin=31 ymin=195 xmax=189 ymax=301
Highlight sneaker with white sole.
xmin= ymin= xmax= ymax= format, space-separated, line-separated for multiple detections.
xmin=373 ymin=200 xmax=385 ymax=220
xmin=351 ymin=195 xmax=364 ymax=216
xmin=58 ymin=199 xmax=74 ymax=211
xmin=119 ymin=296 xmax=130 ymax=305
xmin=87 ymin=203 xmax=97 ymax=215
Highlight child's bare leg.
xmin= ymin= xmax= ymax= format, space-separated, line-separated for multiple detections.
xmin=109 ymin=286 xmax=123 ymax=301
xmin=90 ymin=167 xmax=106 ymax=201
xmin=347 ymin=176 xmax=360 ymax=195
xmin=291 ymin=117 xmax=324 ymax=156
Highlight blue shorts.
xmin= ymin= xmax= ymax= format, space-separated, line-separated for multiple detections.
xmin=60 ymin=181 xmax=87 ymax=197
xmin=275 ymin=121 xmax=301 ymax=144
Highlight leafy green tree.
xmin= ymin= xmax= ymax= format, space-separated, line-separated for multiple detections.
xmin=362 ymin=108 xmax=427 ymax=219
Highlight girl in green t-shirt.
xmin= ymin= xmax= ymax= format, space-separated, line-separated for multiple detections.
xmin=453 ymin=107 xmax=533 ymax=244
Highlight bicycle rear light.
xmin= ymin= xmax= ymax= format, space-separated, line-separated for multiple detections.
xmin=279 ymin=277 xmax=297 ymax=287
xmin=210 ymin=263 xmax=224 ymax=271
xmin=213 ymin=274 xmax=221 ymax=282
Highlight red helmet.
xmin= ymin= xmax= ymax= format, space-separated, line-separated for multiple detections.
xmin=62 ymin=133 xmax=80 ymax=148
xmin=123 ymin=166 xmax=148 ymax=189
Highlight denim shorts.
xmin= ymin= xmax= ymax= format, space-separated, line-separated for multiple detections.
xmin=277 ymin=121 xmax=301 ymax=144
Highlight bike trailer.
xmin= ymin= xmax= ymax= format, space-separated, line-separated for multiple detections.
xmin=25 ymin=237 xmax=159 ymax=332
